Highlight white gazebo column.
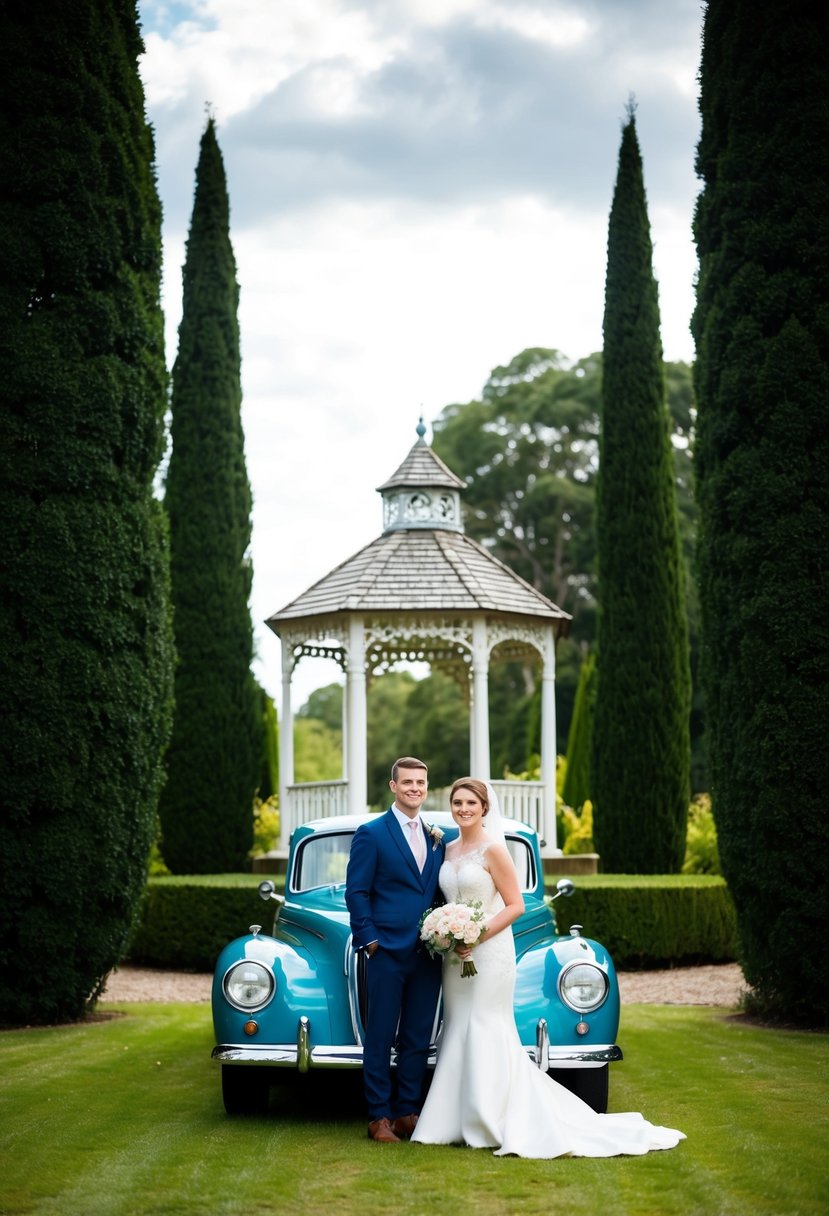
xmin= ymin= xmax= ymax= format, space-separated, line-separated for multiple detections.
xmin=346 ymin=615 xmax=367 ymax=814
xmin=278 ymin=643 xmax=295 ymax=849
xmin=470 ymin=616 xmax=491 ymax=779
xmin=540 ymin=625 xmax=559 ymax=853
xmin=341 ymin=671 xmax=349 ymax=781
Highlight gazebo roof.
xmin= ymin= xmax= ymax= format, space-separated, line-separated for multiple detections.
xmin=375 ymin=434 xmax=466 ymax=493
xmin=268 ymin=427 xmax=570 ymax=634
xmin=269 ymin=528 xmax=569 ymax=625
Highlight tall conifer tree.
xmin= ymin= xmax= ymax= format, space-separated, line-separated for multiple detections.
xmin=562 ymin=652 xmax=595 ymax=812
xmin=693 ymin=1 xmax=829 ymax=1023
xmin=159 ymin=119 xmax=260 ymax=873
xmin=0 ymin=0 xmax=173 ymax=1022
xmin=592 ymin=110 xmax=691 ymax=873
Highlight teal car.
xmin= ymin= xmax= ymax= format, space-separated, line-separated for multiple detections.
xmin=212 ymin=814 xmax=622 ymax=1115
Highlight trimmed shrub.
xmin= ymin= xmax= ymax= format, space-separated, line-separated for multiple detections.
xmin=547 ymin=875 xmax=737 ymax=968
xmin=130 ymin=874 xmax=736 ymax=972
xmin=127 ymin=875 xmax=277 ymax=971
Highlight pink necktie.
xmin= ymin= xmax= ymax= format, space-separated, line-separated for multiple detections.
xmin=408 ymin=819 xmax=425 ymax=870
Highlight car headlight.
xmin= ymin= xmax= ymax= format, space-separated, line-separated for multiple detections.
xmin=559 ymin=962 xmax=608 ymax=1013
xmin=223 ymin=961 xmax=275 ymax=1012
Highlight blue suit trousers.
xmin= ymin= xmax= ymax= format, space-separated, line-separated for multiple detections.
xmin=363 ymin=943 xmax=442 ymax=1120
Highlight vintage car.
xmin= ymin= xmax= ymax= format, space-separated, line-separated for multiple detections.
xmin=212 ymin=813 xmax=622 ymax=1116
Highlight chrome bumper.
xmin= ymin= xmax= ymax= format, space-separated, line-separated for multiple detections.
xmin=213 ymin=1013 xmax=438 ymax=1072
xmin=213 ymin=1014 xmax=620 ymax=1074
xmin=213 ymin=1014 xmax=366 ymax=1071
xmin=530 ymin=1018 xmax=622 ymax=1070
xmin=212 ymin=1043 xmax=365 ymax=1069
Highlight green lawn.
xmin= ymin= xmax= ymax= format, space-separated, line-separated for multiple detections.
xmin=1 ymin=1003 xmax=827 ymax=1216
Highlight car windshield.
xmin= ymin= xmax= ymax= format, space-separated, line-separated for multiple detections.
xmin=292 ymin=830 xmax=537 ymax=894
xmin=292 ymin=832 xmax=354 ymax=892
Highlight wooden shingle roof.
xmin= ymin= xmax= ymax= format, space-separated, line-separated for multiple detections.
xmin=267 ymin=432 xmax=571 ymax=635
xmin=376 ymin=439 xmax=466 ymax=493
xmin=268 ymin=528 xmax=569 ymax=626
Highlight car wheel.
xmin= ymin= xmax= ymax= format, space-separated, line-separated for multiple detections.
xmin=549 ymin=1065 xmax=609 ymax=1113
xmin=221 ymin=1065 xmax=270 ymax=1115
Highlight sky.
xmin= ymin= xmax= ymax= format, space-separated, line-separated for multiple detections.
xmin=136 ymin=0 xmax=705 ymax=708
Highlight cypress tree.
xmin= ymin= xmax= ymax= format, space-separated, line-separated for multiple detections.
xmin=0 ymin=1 xmax=173 ymax=1023
xmin=592 ymin=110 xmax=691 ymax=873
xmin=259 ymin=686 xmax=279 ymax=802
xmin=159 ymin=119 xmax=260 ymax=874
xmin=562 ymin=652 xmax=596 ymax=811
xmin=692 ymin=1 xmax=829 ymax=1024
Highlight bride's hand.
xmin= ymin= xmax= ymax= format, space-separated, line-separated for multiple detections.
xmin=454 ymin=944 xmax=472 ymax=960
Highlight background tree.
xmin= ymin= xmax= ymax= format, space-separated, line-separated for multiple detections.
xmin=561 ymin=652 xmax=596 ymax=811
xmin=0 ymin=0 xmax=173 ymax=1023
xmin=257 ymin=686 xmax=279 ymax=801
xmin=692 ymin=0 xmax=829 ymax=1023
xmin=299 ymin=683 xmax=345 ymax=734
xmin=432 ymin=350 xmax=700 ymax=777
xmin=395 ymin=670 xmax=469 ymax=793
xmin=366 ymin=672 xmax=415 ymax=800
xmin=298 ymin=671 xmax=470 ymax=805
xmin=295 ymin=684 xmax=343 ymax=783
xmin=591 ymin=110 xmax=691 ymax=873
xmin=294 ymin=718 xmax=342 ymax=784
xmin=159 ymin=119 xmax=261 ymax=874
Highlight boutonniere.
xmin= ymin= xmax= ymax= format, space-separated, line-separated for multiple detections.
xmin=426 ymin=823 xmax=445 ymax=851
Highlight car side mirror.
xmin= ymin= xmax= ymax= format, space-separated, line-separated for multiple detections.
xmin=554 ymin=878 xmax=575 ymax=899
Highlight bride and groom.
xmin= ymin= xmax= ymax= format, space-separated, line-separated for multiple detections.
xmin=344 ymin=756 xmax=685 ymax=1158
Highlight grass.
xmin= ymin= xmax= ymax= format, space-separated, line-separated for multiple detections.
xmin=1 ymin=1003 xmax=827 ymax=1216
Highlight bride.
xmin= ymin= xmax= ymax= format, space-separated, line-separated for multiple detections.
xmin=411 ymin=778 xmax=686 ymax=1158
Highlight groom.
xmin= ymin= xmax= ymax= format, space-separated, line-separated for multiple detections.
xmin=345 ymin=756 xmax=445 ymax=1142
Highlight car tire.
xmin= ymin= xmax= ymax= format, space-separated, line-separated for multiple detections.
xmin=549 ymin=1064 xmax=609 ymax=1113
xmin=221 ymin=1065 xmax=270 ymax=1115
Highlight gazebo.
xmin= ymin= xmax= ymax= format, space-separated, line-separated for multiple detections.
xmin=267 ymin=423 xmax=571 ymax=853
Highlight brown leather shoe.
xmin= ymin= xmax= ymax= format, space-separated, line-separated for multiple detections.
xmin=367 ymin=1117 xmax=401 ymax=1143
xmin=391 ymin=1113 xmax=418 ymax=1139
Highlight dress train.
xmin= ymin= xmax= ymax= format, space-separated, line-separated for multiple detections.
xmin=411 ymin=847 xmax=685 ymax=1159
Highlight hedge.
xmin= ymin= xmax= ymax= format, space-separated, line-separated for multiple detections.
xmin=128 ymin=874 xmax=736 ymax=972
xmin=128 ymin=875 xmax=276 ymax=971
xmin=548 ymin=874 xmax=737 ymax=967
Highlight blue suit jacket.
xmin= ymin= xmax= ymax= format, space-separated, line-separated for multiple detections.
xmin=345 ymin=809 xmax=445 ymax=952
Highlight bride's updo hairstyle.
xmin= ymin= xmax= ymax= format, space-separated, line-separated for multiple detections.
xmin=449 ymin=777 xmax=489 ymax=816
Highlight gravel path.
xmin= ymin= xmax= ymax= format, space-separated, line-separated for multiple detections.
xmin=101 ymin=962 xmax=745 ymax=1007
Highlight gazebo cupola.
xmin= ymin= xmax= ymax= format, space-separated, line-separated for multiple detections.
xmin=379 ymin=419 xmax=465 ymax=534
xmin=267 ymin=423 xmax=571 ymax=852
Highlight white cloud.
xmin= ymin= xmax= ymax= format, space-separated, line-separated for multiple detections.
xmin=478 ymin=1 xmax=593 ymax=49
xmin=138 ymin=0 xmax=702 ymax=706
xmin=142 ymin=0 xmax=401 ymax=119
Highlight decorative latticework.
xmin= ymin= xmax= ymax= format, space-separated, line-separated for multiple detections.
xmin=265 ymin=426 xmax=570 ymax=849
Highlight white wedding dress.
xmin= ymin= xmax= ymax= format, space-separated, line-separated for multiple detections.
xmin=411 ymin=844 xmax=686 ymax=1158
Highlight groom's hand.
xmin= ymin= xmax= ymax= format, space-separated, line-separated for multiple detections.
xmin=365 ymin=941 xmax=379 ymax=957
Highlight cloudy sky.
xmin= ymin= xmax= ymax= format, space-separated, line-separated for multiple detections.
xmin=137 ymin=0 xmax=704 ymax=706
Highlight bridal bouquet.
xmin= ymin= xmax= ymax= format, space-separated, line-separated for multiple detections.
xmin=419 ymin=901 xmax=487 ymax=977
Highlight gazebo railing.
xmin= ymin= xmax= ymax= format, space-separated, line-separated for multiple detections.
xmin=283 ymin=780 xmax=349 ymax=841
xmin=282 ymin=777 xmax=547 ymax=845
xmin=424 ymin=780 xmax=545 ymax=838
xmin=490 ymin=779 xmax=545 ymax=837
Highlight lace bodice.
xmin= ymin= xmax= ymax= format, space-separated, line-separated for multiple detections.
xmin=439 ymin=844 xmax=504 ymax=916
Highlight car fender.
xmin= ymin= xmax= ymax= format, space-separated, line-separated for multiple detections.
xmin=513 ymin=933 xmax=620 ymax=1049
xmin=212 ymin=933 xmax=338 ymax=1046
